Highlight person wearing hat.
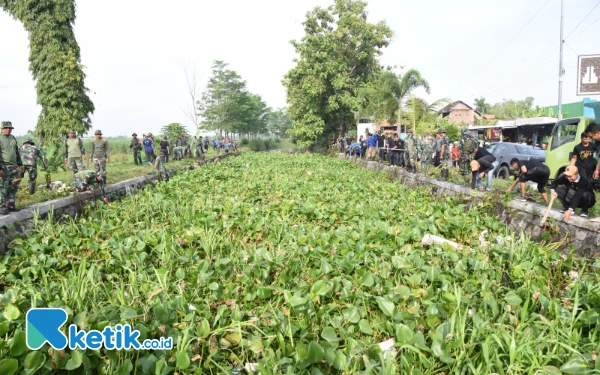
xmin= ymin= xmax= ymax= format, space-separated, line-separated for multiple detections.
xmin=550 ymin=165 xmax=596 ymax=220
xmin=20 ymin=137 xmax=49 ymax=195
xmin=458 ymin=127 xmax=478 ymax=180
xmin=0 ymin=121 xmax=24 ymax=214
xmin=129 ymin=133 xmax=142 ymax=165
xmin=438 ymin=128 xmax=450 ymax=180
xmin=73 ymin=169 xmax=110 ymax=204
xmin=64 ymin=129 xmax=86 ymax=174
xmin=404 ymin=129 xmax=417 ymax=173
xmin=507 ymin=158 xmax=551 ymax=204
xmin=90 ymin=130 xmax=109 ymax=185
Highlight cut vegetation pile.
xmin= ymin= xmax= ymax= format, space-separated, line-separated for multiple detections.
xmin=1 ymin=153 xmax=599 ymax=374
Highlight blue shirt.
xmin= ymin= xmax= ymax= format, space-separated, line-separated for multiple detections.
xmin=367 ymin=134 xmax=378 ymax=148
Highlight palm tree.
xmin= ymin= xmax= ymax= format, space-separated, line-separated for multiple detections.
xmin=360 ymin=69 xmax=430 ymax=127
xmin=474 ymin=97 xmax=490 ymax=114
xmin=405 ymin=97 xmax=451 ymax=134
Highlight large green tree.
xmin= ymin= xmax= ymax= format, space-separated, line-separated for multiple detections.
xmin=1 ymin=0 xmax=95 ymax=143
xmin=488 ymin=97 xmax=544 ymax=119
xmin=160 ymin=122 xmax=190 ymax=142
xmin=473 ymin=97 xmax=490 ymax=115
xmin=283 ymin=0 xmax=393 ymax=145
xmin=265 ymin=109 xmax=292 ymax=138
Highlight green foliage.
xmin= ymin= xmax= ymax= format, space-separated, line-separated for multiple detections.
xmin=1 ymin=153 xmax=599 ymax=373
xmin=283 ymin=0 xmax=393 ymax=145
xmin=265 ymin=108 xmax=292 ymax=138
xmin=474 ymin=97 xmax=490 ymax=114
xmin=241 ymin=138 xmax=250 ymax=146
xmin=247 ymin=138 xmax=278 ymax=152
xmin=1 ymin=0 xmax=95 ymax=144
xmin=199 ymin=60 xmax=268 ymax=137
xmin=488 ymin=96 xmax=545 ymax=119
xmin=160 ymin=123 xmax=190 ymax=143
xmin=445 ymin=124 xmax=460 ymax=142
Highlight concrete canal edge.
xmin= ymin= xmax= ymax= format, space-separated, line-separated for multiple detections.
xmin=0 ymin=153 xmax=238 ymax=254
xmin=340 ymin=154 xmax=600 ymax=258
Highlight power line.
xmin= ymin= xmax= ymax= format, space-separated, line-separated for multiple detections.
xmin=571 ymin=14 xmax=600 ymax=39
xmin=455 ymin=0 xmax=552 ymax=91
xmin=565 ymin=0 xmax=600 ymax=39
xmin=564 ymin=41 xmax=579 ymax=56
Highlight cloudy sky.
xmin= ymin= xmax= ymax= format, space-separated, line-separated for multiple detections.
xmin=1 ymin=0 xmax=598 ymax=137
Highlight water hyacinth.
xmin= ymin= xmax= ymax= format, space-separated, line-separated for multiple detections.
xmin=0 ymin=153 xmax=599 ymax=374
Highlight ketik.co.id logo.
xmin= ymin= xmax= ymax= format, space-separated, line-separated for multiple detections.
xmin=26 ymin=308 xmax=172 ymax=350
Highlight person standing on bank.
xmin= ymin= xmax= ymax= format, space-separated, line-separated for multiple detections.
xmin=130 ymin=133 xmax=142 ymax=165
xmin=585 ymin=123 xmax=600 ymax=181
xmin=506 ymin=158 xmax=550 ymax=204
xmin=160 ymin=136 xmax=170 ymax=163
xmin=90 ymin=130 xmax=109 ymax=185
xmin=387 ymin=133 xmax=397 ymax=166
xmin=20 ymin=137 xmax=48 ymax=195
xmin=143 ymin=133 xmax=155 ymax=165
xmin=570 ymin=132 xmax=597 ymax=181
xmin=0 ymin=121 xmax=24 ymax=214
xmin=550 ymin=165 xmax=596 ymax=220
xmin=64 ymin=129 xmax=86 ymax=174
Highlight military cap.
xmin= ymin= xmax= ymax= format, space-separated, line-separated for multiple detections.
xmin=1 ymin=121 xmax=14 ymax=129
xmin=94 ymin=130 xmax=102 ymax=135
xmin=406 ymin=129 xmax=414 ymax=133
xmin=68 ymin=129 xmax=75 ymax=133
xmin=439 ymin=128 xmax=446 ymax=133
xmin=23 ymin=137 xmax=35 ymax=144
xmin=132 ymin=133 xmax=137 ymax=136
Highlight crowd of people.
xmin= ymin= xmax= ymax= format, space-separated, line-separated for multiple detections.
xmin=336 ymin=122 xmax=600 ymax=221
xmin=0 ymin=120 xmax=238 ymax=214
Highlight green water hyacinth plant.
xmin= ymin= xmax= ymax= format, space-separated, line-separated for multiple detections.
xmin=0 ymin=153 xmax=599 ymax=374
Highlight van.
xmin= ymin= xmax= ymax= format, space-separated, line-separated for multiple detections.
xmin=545 ymin=116 xmax=598 ymax=180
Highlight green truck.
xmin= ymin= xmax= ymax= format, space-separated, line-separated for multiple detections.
xmin=545 ymin=116 xmax=599 ymax=185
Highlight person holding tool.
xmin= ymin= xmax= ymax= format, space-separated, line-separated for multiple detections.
xmin=506 ymin=158 xmax=551 ymax=204
xmin=550 ymin=165 xmax=596 ymax=220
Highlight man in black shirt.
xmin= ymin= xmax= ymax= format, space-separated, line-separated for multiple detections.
xmin=551 ymin=165 xmax=596 ymax=220
xmin=585 ymin=122 xmax=600 ymax=181
xmin=571 ymin=133 xmax=596 ymax=180
xmin=396 ymin=135 xmax=405 ymax=167
xmin=507 ymin=158 xmax=550 ymax=204
xmin=160 ymin=137 xmax=170 ymax=163
xmin=470 ymin=148 xmax=496 ymax=190
xmin=387 ymin=135 xmax=397 ymax=166
xmin=377 ymin=131 xmax=385 ymax=162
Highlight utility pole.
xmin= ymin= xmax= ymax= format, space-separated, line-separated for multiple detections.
xmin=558 ymin=0 xmax=565 ymax=120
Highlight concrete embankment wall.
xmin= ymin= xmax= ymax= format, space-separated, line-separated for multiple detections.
xmin=0 ymin=153 xmax=237 ymax=254
xmin=341 ymin=154 xmax=600 ymax=257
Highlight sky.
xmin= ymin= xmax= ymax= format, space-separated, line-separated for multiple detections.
xmin=0 ymin=0 xmax=599 ymax=137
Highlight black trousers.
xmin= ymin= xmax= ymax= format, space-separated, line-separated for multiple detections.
xmin=390 ymin=151 xmax=401 ymax=166
xmin=145 ymin=150 xmax=155 ymax=163
xmin=434 ymin=151 xmax=441 ymax=167
xmin=556 ymin=186 xmax=596 ymax=211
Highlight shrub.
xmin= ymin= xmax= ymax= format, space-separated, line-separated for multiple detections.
xmin=241 ymin=138 xmax=249 ymax=146
xmin=248 ymin=139 xmax=266 ymax=151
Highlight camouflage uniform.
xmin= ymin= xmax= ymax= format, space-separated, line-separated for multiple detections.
xmin=195 ymin=138 xmax=205 ymax=158
xmin=65 ymin=130 xmax=86 ymax=174
xmin=0 ymin=121 xmax=24 ymax=212
xmin=21 ymin=138 xmax=48 ymax=195
xmin=130 ymin=134 xmax=142 ymax=165
xmin=73 ymin=170 xmax=100 ymax=191
xmin=440 ymin=135 xmax=450 ymax=168
xmin=458 ymin=127 xmax=477 ymax=176
xmin=90 ymin=130 xmax=109 ymax=184
xmin=404 ymin=130 xmax=417 ymax=172
xmin=155 ymin=149 xmax=169 ymax=182
xmin=172 ymin=146 xmax=185 ymax=161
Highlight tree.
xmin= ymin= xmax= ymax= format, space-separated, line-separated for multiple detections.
xmin=283 ymin=0 xmax=393 ymax=145
xmin=265 ymin=109 xmax=292 ymax=138
xmin=402 ymin=96 xmax=450 ymax=135
xmin=488 ymin=97 xmax=544 ymax=119
xmin=360 ymin=69 xmax=430 ymax=126
xmin=1 ymin=0 xmax=95 ymax=144
xmin=160 ymin=123 xmax=190 ymax=142
xmin=199 ymin=60 xmax=269 ymax=139
xmin=473 ymin=97 xmax=490 ymax=115
xmin=182 ymin=64 xmax=202 ymax=135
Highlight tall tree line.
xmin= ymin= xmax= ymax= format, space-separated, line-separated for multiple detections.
xmin=199 ymin=61 xmax=291 ymax=139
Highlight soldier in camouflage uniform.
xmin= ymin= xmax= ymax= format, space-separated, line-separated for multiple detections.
xmin=417 ymin=135 xmax=433 ymax=175
xmin=195 ymin=136 xmax=205 ymax=159
xmin=458 ymin=127 xmax=478 ymax=180
xmin=439 ymin=128 xmax=450 ymax=180
xmin=21 ymin=137 xmax=49 ymax=195
xmin=64 ymin=129 xmax=86 ymax=174
xmin=404 ymin=129 xmax=417 ymax=173
xmin=172 ymin=146 xmax=185 ymax=161
xmin=90 ymin=130 xmax=109 ymax=185
xmin=155 ymin=148 xmax=169 ymax=182
xmin=73 ymin=169 xmax=109 ymax=203
xmin=130 ymin=133 xmax=142 ymax=165
xmin=0 ymin=121 xmax=24 ymax=214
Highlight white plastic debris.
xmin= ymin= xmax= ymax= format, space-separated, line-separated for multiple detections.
xmin=244 ymin=363 xmax=259 ymax=372
xmin=421 ymin=234 xmax=462 ymax=250
xmin=188 ymin=304 xmax=197 ymax=311
xmin=478 ymin=230 xmax=490 ymax=248
xmin=468 ymin=307 xmax=475 ymax=316
xmin=569 ymin=271 xmax=579 ymax=282
xmin=496 ymin=236 xmax=505 ymax=246
xmin=378 ymin=338 xmax=398 ymax=359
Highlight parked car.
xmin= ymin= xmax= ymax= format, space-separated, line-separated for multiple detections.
xmin=484 ymin=142 xmax=546 ymax=179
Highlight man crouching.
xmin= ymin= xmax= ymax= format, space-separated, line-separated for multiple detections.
xmin=73 ymin=170 xmax=110 ymax=204
xmin=550 ymin=165 xmax=595 ymax=221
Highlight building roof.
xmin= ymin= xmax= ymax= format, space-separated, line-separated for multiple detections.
xmin=495 ymin=117 xmax=557 ymax=127
xmin=438 ymin=100 xmax=482 ymax=116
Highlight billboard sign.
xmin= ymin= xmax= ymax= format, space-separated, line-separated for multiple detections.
xmin=577 ymin=54 xmax=600 ymax=96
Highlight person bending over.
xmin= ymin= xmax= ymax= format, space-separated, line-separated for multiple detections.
xmin=506 ymin=158 xmax=550 ymax=204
